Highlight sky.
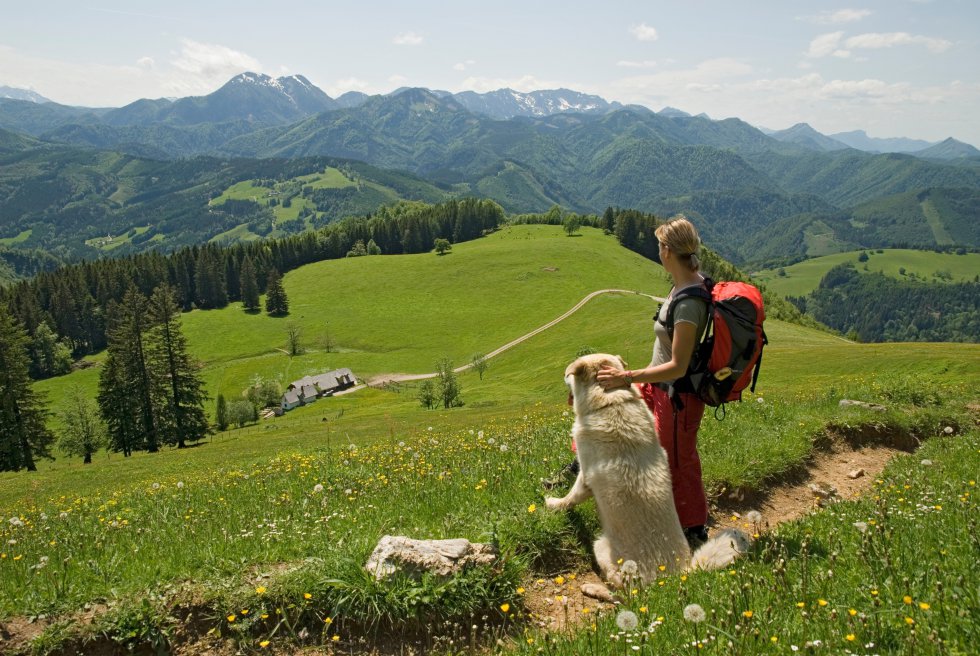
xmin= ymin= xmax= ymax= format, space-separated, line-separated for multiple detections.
xmin=1 ymin=0 xmax=978 ymax=145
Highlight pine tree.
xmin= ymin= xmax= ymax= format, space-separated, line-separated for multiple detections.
xmin=239 ymin=256 xmax=260 ymax=311
xmin=265 ymin=269 xmax=289 ymax=316
xmin=0 ymin=305 xmax=55 ymax=471
xmin=99 ymin=286 xmax=161 ymax=453
xmin=147 ymin=285 xmax=211 ymax=448
xmin=98 ymin=349 xmax=143 ymax=456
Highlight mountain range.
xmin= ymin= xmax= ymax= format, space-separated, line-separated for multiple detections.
xmin=1 ymin=72 xmax=979 ymax=271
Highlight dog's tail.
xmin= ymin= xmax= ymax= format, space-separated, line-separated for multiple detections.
xmin=689 ymin=528 xmax=752 ymax=571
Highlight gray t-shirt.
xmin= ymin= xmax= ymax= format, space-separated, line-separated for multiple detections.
xmin=651 ymin=283 xmax=709 ymax=382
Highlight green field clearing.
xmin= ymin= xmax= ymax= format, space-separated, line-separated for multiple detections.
xmin=0 ymin=229 xmax=32 ymax=246
xmin=754 ymin=248 xmax=980 ymax=297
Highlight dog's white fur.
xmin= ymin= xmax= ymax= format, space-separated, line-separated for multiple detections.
xmin=545 ymin=353 xmax=751 ymax=586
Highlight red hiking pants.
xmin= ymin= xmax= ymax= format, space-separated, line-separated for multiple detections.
xmin=641 ymin=383 xmax=709 ymax=528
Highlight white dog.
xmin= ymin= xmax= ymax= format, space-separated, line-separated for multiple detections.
xmin=545 ymin=353 xmax=751 ymax=587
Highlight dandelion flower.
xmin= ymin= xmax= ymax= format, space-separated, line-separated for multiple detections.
xmin=683 ymin=603 xmax=706 ymax=623
xmin=848 ymin=608 xmax=857 ymax=616
xmin=516 ymin=587 xmax=525 ymax=595
xmin=332 ymin=635 xmax=340 ymax=641
xmin=919 ymin=602 xmax=930 ymax=610
xmin=903 ymin=595 xmax=913 ymax=605
xmin=818 ymin=599 xmax=828 ymax=606
xmin=905 ymin=617 xmax=915 ymax=625
xmin=616 ymin=610 xmax=639 ymax=631
xmin=227 ymin=614 xmax=236 ymax=622
xmin=500 ymin=603 xmax=510 ymax=613
xmin=256 ymin=586 xmax=266 ymax=594
xmin=554 ymin=575 xmax=565 ymax=585
xmin=747 ymin=510 xmax=762 ymax=524
xmin=259 ymin=640 xmax=270 ymax=648
xmin=313 ymin=484 xmax=324 ymax=493
xmin=621 ymin=560 xmax=638 ymax=575
xmin=304 ymin=593 xmax=312 ymax=600
xmin=527 ymin=504 xmax=537 ymax=513
xmin=846 ymin=634 xmax=856 ymax=641
xmin=743 ymin=610 xmax=753 ymax=618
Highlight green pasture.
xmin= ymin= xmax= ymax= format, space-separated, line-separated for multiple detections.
xmin=211 ymin=166 xmax=355 ymax=225
xmin=2 ymin=224 xmax=978 ymax=653
xmin=0 ymin=229 xmax=32 ymax=246
xmin=754 ymin=248 xmax=980 ymax=298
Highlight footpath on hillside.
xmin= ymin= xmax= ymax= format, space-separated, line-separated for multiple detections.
xmin=362 ymin=288 xmax=662 ymax=389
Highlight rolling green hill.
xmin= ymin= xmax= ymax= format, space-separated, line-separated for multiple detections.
xmin=0 ymin=146 xmax=447 ymax=260
xmin=754 ymin=248 xmax=980 ymax=298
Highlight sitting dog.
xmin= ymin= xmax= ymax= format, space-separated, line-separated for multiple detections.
xmin=545 ymin=353 xmax=751 ymax=587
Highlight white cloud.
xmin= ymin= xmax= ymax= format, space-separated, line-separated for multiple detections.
xmin=324 ymin=77 xmax=372 ymax=97
xmin=616 ymin=60 xmax=657 ymax=68
xmin=136 ymin=56 xmax=155 ymax=69
xmin=799 ymin=8 xmax=872 ymax=24
xmin=171 ymin=39 xmax=260 ymax=78
xmin=629 ymin=22 xmax=659 ymax=42
xmin=807 ymin=32 xmax=848 ymax=58
xmin=392 ymin=32 xmax=423 ymax=46
xmin=453 ymin=59 xmax=476 ymax=71
xmin=845 ymin=32 xmax=952 ymax=53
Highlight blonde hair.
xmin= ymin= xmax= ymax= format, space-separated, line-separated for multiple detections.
xmin=655 ymin=215 xmax=701 ymax=271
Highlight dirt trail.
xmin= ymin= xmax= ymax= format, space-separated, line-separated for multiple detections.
xmin=368 ymin=288 xmax=661 ymax=387
xmin=522 ymin=437 xmax=906 ymax=633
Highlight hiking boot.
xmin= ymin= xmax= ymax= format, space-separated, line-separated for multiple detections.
xmin=684 ymin=525 xmax=709 ymax=549
xmin=541 ymin=459 xmax=580 ymax=490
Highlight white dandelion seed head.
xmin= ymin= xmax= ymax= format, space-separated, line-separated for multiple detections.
xmin=9 ymin=517 xmax=23 ymax=527
xmin=344 ymin=489 xmax=353 ymax=496
xmin=621 ymin=560 xmax=639 ymax=576
xmin=756 ymin=396 xmax=765 ymax=404
xmin=487 ymin=437 xmax=495 ymax=445
xmin=177 ymin=481 xmax=184 ymax=489
xmin=151 ymin=483 xmax=160 ymax=490
xmin=683 ymin=603 xmax=706 ymax=623
xmin=616 ymin=610 xmax=639 ymax=631
xmin=853 ymin=521 xmax=868 ymax=533
xmin=427 ymin=426 xmax=433 ymax=431
xmin=59 ymin=512 xmax=68 ymax=520
xmin=920 ymin=459 xmax=933 ymax=466
xmin=478 ymin=430 xmax=484 ymax=438
xmin=943 ymin=426 xmax=954 ymax=435
xmin=313 ymin=484 xmax=324 ymax=493
xmin=499 ymin=444 xmax=508 ymax=452
xmin=747 ymin=510 xmax=763 ymax=523
xmin=39 ymin=513 xmax=47 ymax=521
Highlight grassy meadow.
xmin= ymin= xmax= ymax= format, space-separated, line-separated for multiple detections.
xmin=753 ymin=249 xmax=980 ymax=298
xmin=1 ymin=225 xmax=978 ymax=654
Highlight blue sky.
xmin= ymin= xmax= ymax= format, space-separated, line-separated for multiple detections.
xmin=2 ymin=0 xmax=977 ymax=144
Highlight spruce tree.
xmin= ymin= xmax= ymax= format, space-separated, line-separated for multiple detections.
xmin=99 ymin=286 xmax=161 ymax=453
xmin=215 ymin=394 xmax=228 ymax=431
xmin=0 ymin=305 xmax=55 ymax=471
xmin=265 ymin=269 xmax=289 ymax=316
xmin=240 ymin=256 xmax=260 ymax=311
xmin=147 ymin=285 xmax=210 ymax=448
xmin=98 ymin=349 xmax=143 ymax=456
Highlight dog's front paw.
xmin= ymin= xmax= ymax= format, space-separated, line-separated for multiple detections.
xmin=544 ymin=496 xmax=565 ymax=511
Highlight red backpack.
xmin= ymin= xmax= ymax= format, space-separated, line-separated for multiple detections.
xmin=660 ymin=277 xmax=768 ymax=413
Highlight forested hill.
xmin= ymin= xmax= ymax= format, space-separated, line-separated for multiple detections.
xmin=793 ymin=263 xmax=980 ymax=343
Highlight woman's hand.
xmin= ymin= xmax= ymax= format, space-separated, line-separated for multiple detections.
xmin=596 ymin=365 xmax=627 ymax=389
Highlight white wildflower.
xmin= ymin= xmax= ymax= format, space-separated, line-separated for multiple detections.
xmin=621 ymin=560 xmax=639 ymax=576
xmin=9 ymin=517 xmax=23 ymax=527
xmin=616 ymin=610 xmax=639 ymax=631
xmin=683 ymin=603 xmax=706 ymax=623
xmin=853 ymin=521 xmax=868 ymax=533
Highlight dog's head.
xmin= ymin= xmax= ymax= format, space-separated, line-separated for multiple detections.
xmin=564 ymin=353 xmax=630 ymax=411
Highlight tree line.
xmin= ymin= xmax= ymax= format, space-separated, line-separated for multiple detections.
xmin=0 ymin=198 xmax=505 ymax=381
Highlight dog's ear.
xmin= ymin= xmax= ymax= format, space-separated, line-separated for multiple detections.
xmin=571 ymin=360 xmax=588 ymax=379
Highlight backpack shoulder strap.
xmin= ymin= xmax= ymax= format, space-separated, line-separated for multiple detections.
xmin=658 ymin=277 xmax=714 ymax=338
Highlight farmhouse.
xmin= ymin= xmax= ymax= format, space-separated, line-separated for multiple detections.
xmin=280 ymin=368 xmax=356 ymax=412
